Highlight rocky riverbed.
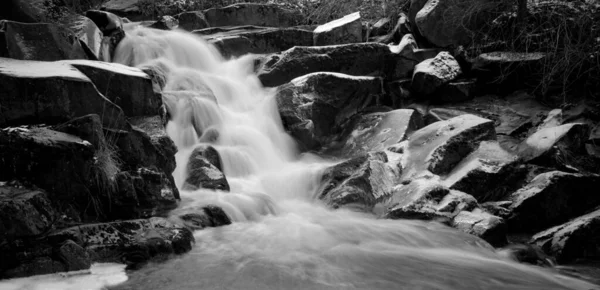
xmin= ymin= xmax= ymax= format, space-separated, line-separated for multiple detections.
xmin=0 ymin=0 xmax=599 ymax=287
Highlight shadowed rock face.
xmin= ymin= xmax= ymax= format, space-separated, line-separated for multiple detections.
xmin=532 ymin=208 xmax=600 ymax=263
xmin=203 ymin=3 xmax=303 ymax=28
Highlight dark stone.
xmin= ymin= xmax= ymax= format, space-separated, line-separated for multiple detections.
xmin=0 ymin=185 xmax=56 ymax=243
xmin=471 ymin=52 xmax=546 ymax=93
xmin=0 ymin=20 xmax=88 ymax=61
xmin=85 ymin=10 xmax=124 ymax=35
xmin=412 ymin=51 xmax=462 ymax=95
xmin=177 ymin=205 xmax=232 ymax=230
xmin=53 ymin=114 xmax=106 ymax=150
xmin=276 ymin=72 xmax=385 ymax=151
xmin=183 ymin=145 xmax=229 ymax=191
xmin=531 ymin=208 xmax=600 ymax=263
xmin=149 ymin=16 xmax=179 ymax=30
xmin=507 ymin=171 xmax=600 ymax=233
xmin=176 ymin=11 xmax=209 ymax=32
xmin=57 ymin=240 xmax=92 ymax=272
xmin=203 ymin=3 xmax=303 ymax=27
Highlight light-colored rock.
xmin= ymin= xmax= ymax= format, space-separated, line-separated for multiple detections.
xmin=402 ymin=114 xmax=496 ymax=178
xmin=452 ymin=209 xmax=507 ymax=246
xmin=314 ymin=12 xmax=362 ymax=46
xmin=531 ymin=208 xmax=600 ymax=263
xmin=507 ymin=171 xmax=600 ymax=233
xmin=412 ymin=51 xmax=462 ymax=95
xmin=443 ymin=141 xmax=522 ymax=201
xmin=517 ymin=123 xmax=590 ymax=167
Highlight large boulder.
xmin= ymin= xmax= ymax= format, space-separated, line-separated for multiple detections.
xmin=0 ymin=0 xmax=52 ymax=23
xmin=60 ymin=15 xmax=104 ymax=60
xmin=313 ymin=12 xmax=362 ymax=46
xmin=48 ymin=217 xmax=194 ymax=267
xmin=258 ymin=43 xmax=410 ymax=87
xmin=326 ymin=109 xmax=423 ymax=157
xmin=507 ymin=171 xmax=600 ymax=233
xmin=412 ymin=51 xmax=462 ymax=95
xmin=85 ymin=10 xmax=126 ymax=62
xmin=531 ymin=208 xmax=600 ymax=263
xmin=203 ymin=3 xmax=302 ymax=27
xmin=61 ymin=59 xmax=161 ymax=117
xmin=414 ymin=0 xmax=505 ymax=47
xmin=176 ymin=11 xmax=209 ymax=31
xmin=402 ymin=114 xmax=497 ymax=178
xmin=0 ymin=127 xmax=97 ymax=220
xmin=0 ymin=20 xmax=88 ymax=61
xmin=100 ymin=0 xmax=149 ymax=21
xmin=0 ymin=185 xmax=56 ymax=243
xmin=382 ymin=177 xmax=458 ymax=220
xmin=183 ymin=145 xmax=229 ymax=191
xmin=0 ymin=58 xmax=128 ymax=130
xmin=442 ymin=141 xmax=524 ymax=202
xmin=319 ymin=152 xmax=397 ymax=211
xmin=371 ymin=12 xmax=411 ymax=44
xmin=276 ymin=72 xmax=385 ymax=151
xmin=201 ymin=27 xmax=314 ymax=58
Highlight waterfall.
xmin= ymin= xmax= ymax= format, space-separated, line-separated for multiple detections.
xmin=2 ymin=26 xmax=595 ymax=290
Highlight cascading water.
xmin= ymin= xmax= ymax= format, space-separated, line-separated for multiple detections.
xmin=2 ymin=26 xmax=597 ymax=290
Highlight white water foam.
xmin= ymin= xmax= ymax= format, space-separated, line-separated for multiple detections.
xmin=1 ymin=25 xmax=597 ymax=290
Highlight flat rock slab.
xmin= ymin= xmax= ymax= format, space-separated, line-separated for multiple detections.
xmin=313 ymin=12 xmax=362 ymax=46
xmin=508 ymin=171 xmax=600 ymax=233
xmin=0 ymin=57 xmax=128 ymax=130
xmin=517 ymin=123 xmax=590 ymax=168
xmin=531 ymin=208 xmax=600 ymax=263
xmin=452 ymin=209 xmax=507 ymax=247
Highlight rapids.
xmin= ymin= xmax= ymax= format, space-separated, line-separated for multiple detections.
xmin=1 ymin=26 xmax=597 ymax=290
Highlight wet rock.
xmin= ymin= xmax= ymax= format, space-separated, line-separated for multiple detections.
xmin=517 ymin=123 xmax=590 ymax=169
xmin=48 ymin=217 xmax=194 ymax=267
xmin=507 ymin=171 xmax=600 ymax=233
xmin=0 ymin=185 xmax=55 ymax=243
xmin=412 ymin=51 xmax=462 ymax=95
xmin=414 ymin=0 xmax=505 ymax=47
xmin=381 ymin=177 xmax=476 ymax=221
xmin=319 ymin=152 xmax=397 ymax=211
xmin=327 ymin=109 xmax=423 ymax=157
xmin=0 ymin=127 xmax=96 ymax=218
xmin=61 ymin=59 xmax=161 ymax=117
xmin=85 ymin=10 xmax=125 ymax=62
xmin=276 ymin=72 xmax=385 ymax=151
xmin=176 ymin=205 xmax=231 ymax=231
xmin=402 ymin=114 xmax=496 ymax=178
xmin=452 ymin=209 xmax=507 ymax=246
xmin=500 ymin=244 xmax=554 ymax=267
xmin=203 ymin=3 xmax=302 ymax=27
xmin=258 ymin=43 xmax=410 ymax=87
xmin=0 ymin=20 xmax=88 ymax=61
xmin=176 ymin=11 xmax=209 ymax=32
xmin=1 ymin=256 xmax=67 ymax=279
xmin=0 ymin=58 xmax=128 ymax=130
xmin=57 ymin=240 xmax=92 ymax=272
xmin=443 ymin=141 xmax=524 ymax=202
xmin=183 ymin=145 xmax=229 ymax=191
xmin=202 ymin=27 xmax=314 ymax=58
xmin=531 ymin=208 xmax=600 ymax=263
xmin=480 ymin=201 xmax=512 ymax=218
xmin=471 ymin=52 xmax=546 ymax=93
xmin=314 ymin=12 xmax=362 ymax=46
xmin=113 ymin=167 xmax=179 ymax=219
xmin=149 ymin=15 xmax=179 ymax=30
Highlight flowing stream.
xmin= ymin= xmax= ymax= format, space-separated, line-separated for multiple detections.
xmin=1 ymin=27 xmax=598 ymax=290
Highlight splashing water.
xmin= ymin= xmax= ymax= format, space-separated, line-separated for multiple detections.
xmin=1 ymin=26 xmax=597 ymax=290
